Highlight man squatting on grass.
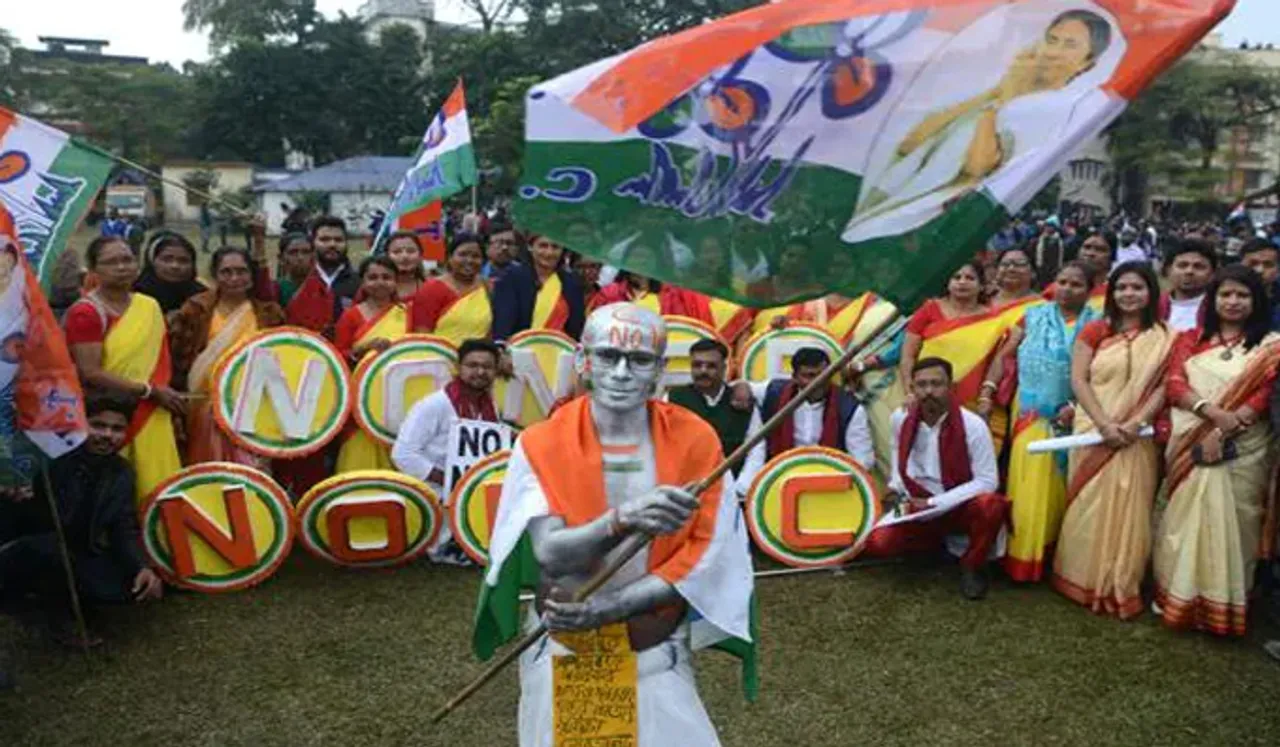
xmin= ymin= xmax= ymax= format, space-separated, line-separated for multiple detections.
xmin=0 ymin=390 xmax=164 ymax=664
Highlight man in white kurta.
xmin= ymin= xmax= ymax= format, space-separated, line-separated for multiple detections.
xmin=735 ymin=347 xmax=874 ymax=497
xmin=472 ymin=304 xmax=754 ymax=746
xmin=391 ymin=339 xmax=501 ymax=563
xmin=860 ymin=357 xmax=1006 ymax=600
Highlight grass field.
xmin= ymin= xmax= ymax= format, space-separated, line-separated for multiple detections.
xmin=3 ymin=554 xmax=1279 ymax=747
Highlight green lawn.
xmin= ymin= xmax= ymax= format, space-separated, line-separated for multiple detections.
xmin=3 ymin=555 xmax=1279 ymax=746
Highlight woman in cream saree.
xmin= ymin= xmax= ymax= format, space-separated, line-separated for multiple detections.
xmin=169 ymin=247 xmax=286 ymax=467
xmin=1053 ymin=262 xmax=1173 ymax=619
xmin=1154 ymin=266 xmax=1280 ymax=636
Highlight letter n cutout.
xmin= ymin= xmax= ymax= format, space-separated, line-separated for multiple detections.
xmin=159 ymin=486 xmax=258 ymax=579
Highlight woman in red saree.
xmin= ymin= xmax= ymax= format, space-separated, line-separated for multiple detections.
xmin=1053 ymin=262 xmax=1173 ymax=619
xmin=897 ymin=261 xmax=998 ymax=408
xmin=169 ymin=247 xmax=286 ymax=468
xmin=588 ymin=271 xmax=714 ymax=327
xmin=411 ymin=233 xmax=491 ymax=346
xmin=335 ymin=256 xmax=409 ymax=472
xmin=1153 ymin=265 xmax=1280 ymax=636
xmin=386 ymin=231 xmax=427 ymax=302
xmin=63 ymin=237 xmax=183 ymax=505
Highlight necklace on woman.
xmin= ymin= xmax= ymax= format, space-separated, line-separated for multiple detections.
xmin=91 ymin=289 xmax=130 ymax=317
xmin=1219 ymin=332 xmax=1244 ymax=361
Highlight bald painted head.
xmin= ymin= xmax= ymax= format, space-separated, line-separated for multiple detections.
xmin=576 ymin=303 xmax=668 ymax=413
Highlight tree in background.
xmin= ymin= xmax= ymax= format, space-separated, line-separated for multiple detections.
xmin=1108 ymin=56 xmax=1280 ymax=213
xmin=182 ymin=0 xmax=321 ymax=51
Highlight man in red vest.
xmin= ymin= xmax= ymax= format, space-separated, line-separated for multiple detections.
xmin=861 ymin=357 xmax=1007 ymax=600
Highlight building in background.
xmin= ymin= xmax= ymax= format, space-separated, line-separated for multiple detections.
xmin=160 ymin=162 xmax=257 ymax=225
xmin=1058 ymin=135 xmax=1114 ymax=222
xmin=253 ymin=156 xmax=413 ymax=236
xmin=359 ymin=0 xmax=436 ymax=40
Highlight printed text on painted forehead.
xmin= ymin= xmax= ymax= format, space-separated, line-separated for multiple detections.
xmin=583 ymin=304 xmax=668 ymax=354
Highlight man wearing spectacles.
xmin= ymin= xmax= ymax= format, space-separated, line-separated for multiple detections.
xmin=481 ymin=221 xmax=522 ymax=286
xmin=735 ymin=347 xmax=873 ymax=498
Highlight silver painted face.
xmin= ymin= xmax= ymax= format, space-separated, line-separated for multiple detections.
xmin=577 ymin=303 xmax=668 ymax=414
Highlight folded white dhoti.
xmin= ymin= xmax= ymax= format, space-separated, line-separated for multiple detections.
xmin=517 ymin=620 xmax=720 ymax=747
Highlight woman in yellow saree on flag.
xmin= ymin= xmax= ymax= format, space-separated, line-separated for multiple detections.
xmin=1053 ymin=262 xmax=1172 ymax=619
xmin=63 ymin=237 xmax=183 ymax=505
xmin=981 ymin=261 xmax=1101 ymax=582
xmin=411 ymin=233 xmax=491 ymax=346
xmin=168 ymin=247 xmax=286 ymax=468
xmin=1153 ymin=265 xmax=1280 ymax=637
xmin=335 ymin=256 xmax=409 ymax=472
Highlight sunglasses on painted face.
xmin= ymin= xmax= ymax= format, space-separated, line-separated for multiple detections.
xmin=588 ymin=347 xmax=660 ymax=373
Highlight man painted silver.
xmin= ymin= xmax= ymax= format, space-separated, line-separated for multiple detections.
xmin=482 ymin=303 xmax=753 ymax=746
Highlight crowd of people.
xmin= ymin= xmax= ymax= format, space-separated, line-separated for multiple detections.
xmin=4 ymin=207 xmax=1280 ymax=690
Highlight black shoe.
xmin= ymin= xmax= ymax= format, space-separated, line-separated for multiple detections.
xmin=959 ymin=568 xmax=989 ymax=601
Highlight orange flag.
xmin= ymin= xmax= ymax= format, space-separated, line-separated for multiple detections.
xmin=0 ymin=204 xmax=87 ymax=472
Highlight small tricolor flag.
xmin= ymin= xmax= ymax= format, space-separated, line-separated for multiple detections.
xmin=514 ymin=0 xmax=1235 ymax=309
xmin=0 ymin=204 xmax=87 ymax=487
xmin=378 ymin=80 xmax=479 ymax=251
xmin=0 ymin=106 xmax=114 ymax=293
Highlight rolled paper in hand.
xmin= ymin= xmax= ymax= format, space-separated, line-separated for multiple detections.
xmin=1026 ymin=425 xmax=1155 ymax=454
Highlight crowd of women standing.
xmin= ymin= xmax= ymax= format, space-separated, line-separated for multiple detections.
xmin=55 ymin=215 xmax=1280 ymax=640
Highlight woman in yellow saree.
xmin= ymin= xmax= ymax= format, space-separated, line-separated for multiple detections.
xmin=335 ymin=256 xmax=409 ymax=472
xmin=63 ymin=237 xmax=183 ymax=505
xmin=169 ymin=247 xmax=286 ymax=468
xmin=1053 ymin=262 xmax=1173 ymax=619
xmin=1154 ymin=265 xmax=1280 ymax=636
xmin=982 ymin=261 xmax=1101 ymax=582
xmin=411 ymin=233 xmax=491 ymax=346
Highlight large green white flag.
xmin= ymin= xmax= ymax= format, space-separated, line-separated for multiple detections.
xmin=514 ymin=0 xmax=1233 ymax=309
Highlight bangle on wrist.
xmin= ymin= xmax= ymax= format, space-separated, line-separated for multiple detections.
xmin=980 ymin=380 xmax=998 ymax=393
xmin=1192 ymin=399 xmax=1210 ymax=416
xmin=140 ymin=383 xmax=154 ymax=400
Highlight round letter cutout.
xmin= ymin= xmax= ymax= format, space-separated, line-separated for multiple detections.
xmin=295 ymin=470 xmax=443 ymax=568
xmin=214 ymin=327 xmax=352 ymax=458
xmin=353 ymin=335 xmax=458 ymax=445
xmin=745 ymin=446 xmax=881 ymax=568
xmin=141 ymin=463 xmax=296 ymax=593
xmin=737 ymin=323 xmax=843 ymax=386
xmin=448 ymin=450 xmax=510 ymax=566
xmin=492 ymin=329 xmax=577 ymax=428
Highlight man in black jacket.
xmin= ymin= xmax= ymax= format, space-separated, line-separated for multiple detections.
xmin=0 ymin=390 xmax=163 ymax=652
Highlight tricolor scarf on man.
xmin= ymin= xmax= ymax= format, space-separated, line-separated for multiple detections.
xmin=0 ymin=206 xmax=87 ymax=486
xmin=0 ymin=107 xmax=114 ymax=293
xmin=376 ymin=81 xmax=478 ymax=251
xmin=473 ymin=398 xmax=757 ymax=698
xmin=514 ymin=0 xmax=1232 ymax=309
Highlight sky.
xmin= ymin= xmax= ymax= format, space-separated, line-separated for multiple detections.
xmin=3 ymin=0 xmax=1278 ymax=68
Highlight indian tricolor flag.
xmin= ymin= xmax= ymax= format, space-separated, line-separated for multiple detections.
xmin=473 ymin=399 xmax=758 ymax=699
xmin=0 ymin=203 xmax=88 ymax=488
xmin=514 ymin=0 xmax=1233 ymax=309
xmin=380 ymin=80 xmax=478 ymax=249
xmin=0 ymin=107 xmax=114 ymax=293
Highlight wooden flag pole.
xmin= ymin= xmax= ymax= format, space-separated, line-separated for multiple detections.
xmin=92 ymin=149 xmax=256 ymax=220
xmin=38 ymin=465 xmax=94 ymax=663
xmin=430 ymin=311 xmax=906 ymax=723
